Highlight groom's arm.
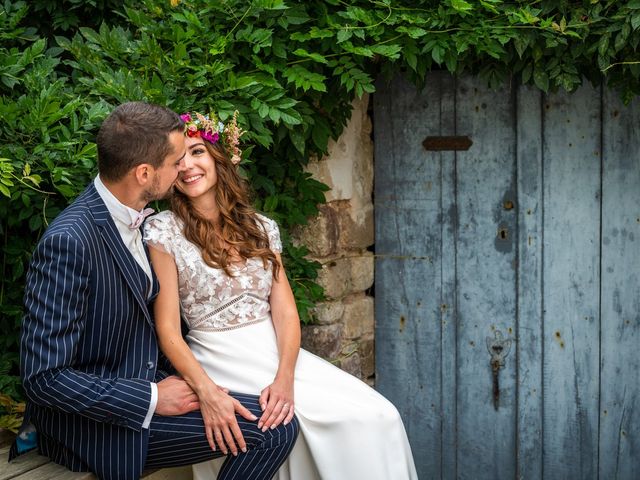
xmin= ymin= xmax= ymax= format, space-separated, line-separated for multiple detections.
xmin=21 ymin=232 xmax=153 ymax=431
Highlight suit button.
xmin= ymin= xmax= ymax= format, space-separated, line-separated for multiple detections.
xmin=146 ymin=361 xmax=154 ymax=369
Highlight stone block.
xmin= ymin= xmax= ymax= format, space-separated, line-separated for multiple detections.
xmin=337 ymin=202 xmax=374 ymax=250
xmin=350 ymin=252 xmax=374 ymax=293
xmin=301 ymin=323 xmax=343 ymax=359
xmin=317 ymin=256 xmax=351 ymax=299
xmin=342 ymin=294 xmax=374 ymax=339
xmin=311 ymin=300 xmax=345 ymax=325
xmin=292 ymin=204 xmax=339 ymax=257
xmin=317 ymin=252 xmax=374 ymax=300
xmin=338 ymin=351 xmax=362 ymax=378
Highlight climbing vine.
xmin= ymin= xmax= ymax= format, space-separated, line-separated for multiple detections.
xmin=1 ymin=0 xmax=640 ymax=417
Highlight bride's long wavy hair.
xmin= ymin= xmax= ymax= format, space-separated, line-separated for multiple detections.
xmin=170 ymin=141 xmax=280 ymax=278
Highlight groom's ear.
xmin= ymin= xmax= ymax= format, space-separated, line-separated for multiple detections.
xmin=133 ymin=163 xmax=152 ymax=186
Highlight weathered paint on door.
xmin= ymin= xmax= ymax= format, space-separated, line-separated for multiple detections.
xmin=373 ymin=73 xmax=639 ymax=479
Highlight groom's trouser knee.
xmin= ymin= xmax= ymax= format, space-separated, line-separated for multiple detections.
xmin=145 ymin=391 xmax=299 ymax=480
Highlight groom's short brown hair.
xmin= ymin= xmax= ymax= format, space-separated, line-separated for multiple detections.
xmin=97 ymin=102 xmax=183 ymax=182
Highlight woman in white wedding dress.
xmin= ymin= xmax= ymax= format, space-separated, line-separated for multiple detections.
xmin=144 ymin=112 xmax=418 ymax=480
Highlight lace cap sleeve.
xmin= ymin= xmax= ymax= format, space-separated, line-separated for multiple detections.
xmin=143 ymin=211 xmax=177 ymax=257
xmin=257 ymin=214 xmax=282 ymax=253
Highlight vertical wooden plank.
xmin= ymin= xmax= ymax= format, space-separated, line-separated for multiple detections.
xmin=599 ymin=90 xmax=640 ymax=479
xmin=374 ymin=74 xmax=447 ymax=478
xmin=455 ymin=77 xmax=517 ymax=479
xmin=438 ymin=73 xmax=458 ymax=480
xmin=516 ymin=86 xmax=544 ymax=479
xmin=542 ymin=85 xmax=601 ymax=479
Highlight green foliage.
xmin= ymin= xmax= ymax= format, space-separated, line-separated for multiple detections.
xmin=3 ymin=0 xmax=640 ymax=409
xmin=0 ymin=3 xmax=111 ymax=412
xmin=0 ymin=351 xmax=24 ymax=432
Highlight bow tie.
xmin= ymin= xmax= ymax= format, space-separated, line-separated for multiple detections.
xmin=129 ymin=208 xmax=155 ymax=229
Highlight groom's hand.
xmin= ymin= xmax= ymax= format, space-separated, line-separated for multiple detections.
xmin=155 ymin=375 xmax=200 ymax=416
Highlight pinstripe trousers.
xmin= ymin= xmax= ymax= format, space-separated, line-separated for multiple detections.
xmin=145 ymin=393 xmax=299 ymax=479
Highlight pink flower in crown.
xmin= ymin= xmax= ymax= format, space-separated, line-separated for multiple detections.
xmin=201 ymin=130 xmax=219 ymax=144
xmin=180 ymin=113 xmax=192 ymax=122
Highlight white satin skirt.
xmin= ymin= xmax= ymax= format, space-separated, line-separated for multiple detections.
xmin=187 ymin=319 xmax=418 ymax=480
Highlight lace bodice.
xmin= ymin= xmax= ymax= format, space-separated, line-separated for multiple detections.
xmin=143 ymin=211 xmax=281 ymax=332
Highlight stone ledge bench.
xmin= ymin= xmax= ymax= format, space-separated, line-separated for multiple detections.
xmin=1 ymin=444 xmax=192 ymax=480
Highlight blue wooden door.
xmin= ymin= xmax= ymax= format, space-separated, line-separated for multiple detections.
xmin=374 ymin=72 xmax=639 ymax=479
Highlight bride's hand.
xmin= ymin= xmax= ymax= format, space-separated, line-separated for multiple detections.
xmin=258 ymin=376 xmax=295 ymax=432
xmin=198 ymin=384 xmax=258 ymax=456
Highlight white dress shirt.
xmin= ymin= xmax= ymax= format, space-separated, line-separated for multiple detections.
xmin=94 ymin=176 xmax=158 ymax=429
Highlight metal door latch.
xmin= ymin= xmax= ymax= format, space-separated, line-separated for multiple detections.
xmin=486 ymin=330 xmax=512 ymax=411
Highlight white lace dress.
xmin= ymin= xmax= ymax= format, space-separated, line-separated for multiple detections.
xmin=144 ymin=211 xmax=417 ymax=480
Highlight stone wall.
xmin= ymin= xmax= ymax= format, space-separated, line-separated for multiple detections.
xmin=294 ymin=95 xmax=375 ymax=385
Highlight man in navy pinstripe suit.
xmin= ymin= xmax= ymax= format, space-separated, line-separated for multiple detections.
xmin=10 ymin=102 xmax=299 ymax=479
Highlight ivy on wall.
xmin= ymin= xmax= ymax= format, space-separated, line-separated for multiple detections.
xmin=1 ymin=0 xmax=640 ymax=419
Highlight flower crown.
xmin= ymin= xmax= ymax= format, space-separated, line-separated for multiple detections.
xmin=180 ymin=111 xmax=245 ymax=165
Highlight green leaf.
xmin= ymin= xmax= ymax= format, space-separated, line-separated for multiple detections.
xmin=346 ymin=45 xmax=374 ymax=57
xmin=253 ymin=0 xmax=288 ymax=9
xmin=445 ymin=53 xmax=457 ymax=72
xmin=311 ymin=118 xmax=331 ymax=152
xmin=56 ymin=185 xmax=75 ymax=198
xmin=79 ymin=27 xmax=100 ymax=45
xmin=288 ymin=128 xmax=306 ymax=154
xmin=293 ymin=49 xmax=329 ymax=64
xmin=308 ymin=27 xmax=333 ymax=39
xmin=290 ymin=32 xmax=310 ymax=42
xmin=28 ymin=215 xmax=42 ymax=232
xmin=0 ymin=185 xmax=10 ymax=198
xmin=521 ymin=63 xmax=533 ymax=84
xmin=405 ymin=50 xmax=417 ymax=71
xmin=370 ymin=44 xmax=402 ymax=59
xmin=263 ymin=195 xmax=278 ymax=211
xmin=431 ymin=44 xmax=445 ymax=64
xmin=533 ymin=68 xmax=549 ymax=92
xmin=279 ymin=110 xmax=303 ymax=125
xmin=282 ymin=8 xmax=311 ymax=25
xmin=283 ymin=66 xmax=327 ymax=92
xmin=397 ymin=26 xmax=428 ymax=39
xmin=337 ymin=29 xmax=352 ymax=43
xmin=21 ymin=193 xmax=31 ymax=208
xmin=597 ymin=54 xmax=610 ymax=71
xmin=451 ymin=0 xmax=473 ymax=13
xmin=598 ymin=34 xmax=610 ymax=56
xmin=514 ymin=36 xmax=529 ymax=59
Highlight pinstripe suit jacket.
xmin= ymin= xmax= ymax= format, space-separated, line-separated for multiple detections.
xmin=16 ymin=183 xmax=167 ymax=479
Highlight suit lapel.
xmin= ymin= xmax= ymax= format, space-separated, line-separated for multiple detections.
xmin=85 ymin=184 xmax=152 ymax=324
xmin=144 ymin=241 xmax=161 ymax=302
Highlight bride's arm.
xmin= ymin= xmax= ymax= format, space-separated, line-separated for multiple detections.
xmin=149 ymin=246 xmax=258 ymax=455
xmin=259 ymin=252 xmax=300 ymax=431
